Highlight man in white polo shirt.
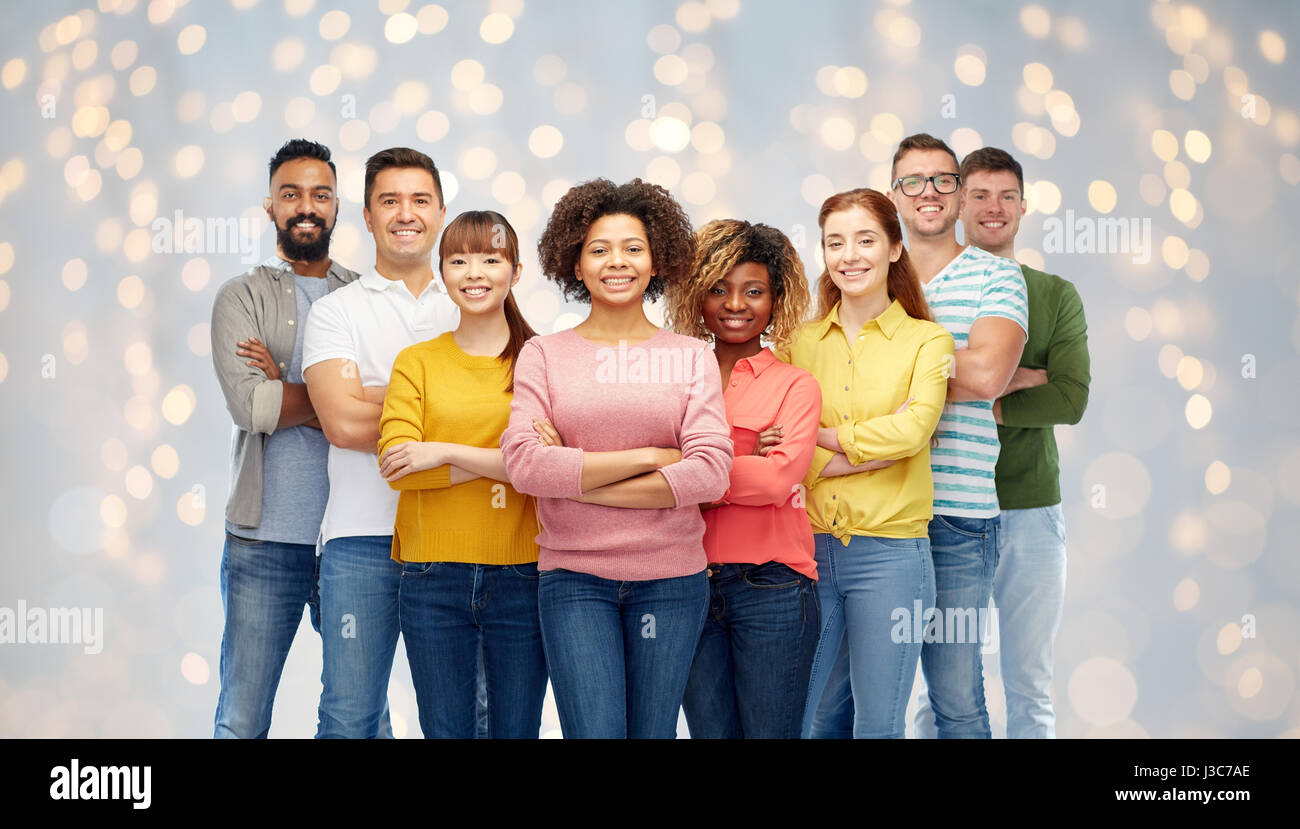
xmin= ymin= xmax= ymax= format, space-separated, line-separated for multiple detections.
xmin=892 ymin=134 xmax=1028 ymax=739
xmin=303 ymin=147 xmax=459 ymax=738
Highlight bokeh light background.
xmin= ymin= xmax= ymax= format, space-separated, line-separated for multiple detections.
xmin=1 ymin=0 xmax=1297 ymax=738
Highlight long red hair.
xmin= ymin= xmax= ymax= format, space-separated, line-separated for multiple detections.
xmin=815 ymin=188 xmax=932 ymax=322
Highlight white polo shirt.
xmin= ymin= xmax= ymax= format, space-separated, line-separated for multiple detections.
xmin=302 ymin=267 xmax=460 ymax=545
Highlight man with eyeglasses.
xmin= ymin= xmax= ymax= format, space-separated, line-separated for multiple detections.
xmin=891 ymin=133 xmax=1028 ymax=738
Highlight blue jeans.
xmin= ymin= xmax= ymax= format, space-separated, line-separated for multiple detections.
xmin=682 ymin=562 xmax=820 ymax=739
xmin=993 ymin=505 xmax=1067 ymax=738
xmin=538 ymin=568 xmax=708 ymax=739
xmin=399 ymin=561 xmax=548 ymax=738
xmin=913 ymin=514 xmax=1000 ymax=739
xmin=316 ymin=535 xmax=403 ymax=739
xmin=803 ymin=533 xmax=935 ymax=739
xmin=214 ymin=532 xmax=320 ymax=738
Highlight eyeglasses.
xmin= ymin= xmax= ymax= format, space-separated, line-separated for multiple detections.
xmin=892 ymin=173 xmax=961 ymax=196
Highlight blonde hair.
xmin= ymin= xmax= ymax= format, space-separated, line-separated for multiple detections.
xmin=665 ymin=219 xmax=811 ymax=352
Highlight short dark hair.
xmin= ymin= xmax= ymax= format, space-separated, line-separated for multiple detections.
xmin=536 ymin=178 xmax=695 ymax=304
xmin=268 ymin=139 xmax=335 ymax=183
xmin=959 ymin=146 xmax=1024 ymax=195
xmin=891 ymin=133 xmax=960 ymax=180
xmin=363 ymin=147 xmax=444 ymax=210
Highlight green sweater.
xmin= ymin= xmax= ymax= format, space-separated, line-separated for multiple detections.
xmin=995 ymin=266 xmax=1091 ymax=509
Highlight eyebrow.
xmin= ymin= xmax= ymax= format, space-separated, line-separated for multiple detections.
xmin=586 ymin=236 xmax=646 ymax=245
xmin=278 ymin=184 xmax=333 ymax=191
xmin=375 ymin=191 xmax=436 ymax=200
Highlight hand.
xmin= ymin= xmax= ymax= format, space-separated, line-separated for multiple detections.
xmin=378 ymin=441 xmax=444 ymax=481
xmin=532 ymin=417 xmax=565 ymax=447
xmin=753 ymin=425 xmax=783 ymax=457
xmin=894 ymin=396 xmax=915 ymax=414
xmin=992 ymin=398 xmax=1003 ymax=425
xmin=237 ymin=337 xmax=280 ymax=381
xmin=1005 ymin=367 xmax=1048 ymax=395
xmin=361 ymin=385 xmax=388 ymax=406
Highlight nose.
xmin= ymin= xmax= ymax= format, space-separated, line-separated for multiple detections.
xmin=395 ymin=197 xmax=415 ymax=223
xmin=608 ymin=246 xmax=626 ymax=268
xmin=723 ymin=288 xmax=746 ymax=312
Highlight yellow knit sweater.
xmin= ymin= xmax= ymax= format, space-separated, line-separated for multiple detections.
xmin=378 ymin=332 xmax=539 ymax=564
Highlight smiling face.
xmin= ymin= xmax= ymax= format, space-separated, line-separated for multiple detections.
xmin=890 ymin=147 xmax=964 ymax=241
xmin=265 ymin=157 xmax=338 ymax=262
xmin=822 ymin=205 xmax=901 ymax=303
xmin=440 ymin=250 xmax=520 ymax=315
xmin=702 ymin=261 xmax=773 ymax=346
xmin=363 ymin=166 xmax=446 ymax=268
xmin=575 ymin=213 xmax=654 ymax=308
xmin=960 ymin=168 xmax=1025 ymax=254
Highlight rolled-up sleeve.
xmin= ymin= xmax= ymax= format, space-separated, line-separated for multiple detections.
xmin=658 ymin=347 xmax=734 ymax=506
xmin=725 ymin=372 xmax=821 ymax=506
xmin=210 ymin=278 xmax=283 ymax=435
xmin=500 ymin=339 xmax=585 ymax=498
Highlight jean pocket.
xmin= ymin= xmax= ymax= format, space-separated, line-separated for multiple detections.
xmin=225 ymin=531 xmax=266 ymax=548
xmin=538 ymin=568 xmax=567 ymax=578
xmin=741 ymin=561 xmax=803 ymax=590
xmin=400 ymin=560 xmax=438 ymax=578
xmin=1040 ymin=506 xmax=1066 ymax=543
xmin=933 ymin=514 xmax=988 ymax=539
xmin=510 ymin=563 xmax=541 ymax=580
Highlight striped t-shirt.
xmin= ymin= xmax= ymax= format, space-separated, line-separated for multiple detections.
xmin=922 ymin=246 xmax=1028 ymax=518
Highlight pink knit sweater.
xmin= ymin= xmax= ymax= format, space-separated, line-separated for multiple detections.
xmin=501 ymin=327 xmax=734 ymax=581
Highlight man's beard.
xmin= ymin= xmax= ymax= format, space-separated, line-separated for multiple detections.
xmin=277 ymin=214 xmax=333 ymax=261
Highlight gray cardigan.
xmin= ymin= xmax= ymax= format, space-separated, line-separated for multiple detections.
xmin=210 ymin=261 xmax=359 ymax=527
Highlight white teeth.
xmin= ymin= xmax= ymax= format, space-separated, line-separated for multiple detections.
xmin=841 ymin=269 xmax=866 ymax=277
xmin=394 ymin=229 xmax=418 ymax=236
xmin=721 ymin=319 xmax=750 ymax=327
xmin=463 ymin=287 xmax=488 ymax=296
xmin=919 ymin=206 xmax=941 ymax=214
xmin=602 ymin=277 xmax=634 ymax=285
xmin=295 ymin=222 xmax=316 ymax=228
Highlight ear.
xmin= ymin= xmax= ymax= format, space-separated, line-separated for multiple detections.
xmin=263 ymin=196 xmax=273 ymax=221
xmin=890 ymin=241 xmax=903 ymax=263
xmin=1019 ymin=199 xmax=1027 ymax=217
xmin=511 ymin=263 xmax=522 ymax=288
xmin=362 ymin=206 xmax=373 ymax=234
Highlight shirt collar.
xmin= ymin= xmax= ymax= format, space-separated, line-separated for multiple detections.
xmin=261 ymin=254 xmax=350 ymax=283
xmin=809 ymin=299 xmax=907 ymax=340
xmin=360 ymin=267 xmax=446 ymax=296
xmin=733 ymin=346 xmax=779 ymax=378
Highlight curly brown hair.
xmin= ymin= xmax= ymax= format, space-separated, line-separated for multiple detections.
xmin=665 ymin=219 xmax=811 ymax=352
xmin=536 ymin=178 xmax=696 ymax=303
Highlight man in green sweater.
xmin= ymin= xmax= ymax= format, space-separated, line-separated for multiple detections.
xmin=958 ymin=147 xmax=1091 ymax=738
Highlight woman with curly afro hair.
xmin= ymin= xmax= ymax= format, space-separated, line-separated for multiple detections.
xmin=499 ymin=178 xmax=733 ymax=738
xmin=663 ymin=219 xmax=824 ymax=739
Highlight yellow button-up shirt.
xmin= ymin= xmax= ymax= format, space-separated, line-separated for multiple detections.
xmin=781 ymin=299 xmax=954 ymax=543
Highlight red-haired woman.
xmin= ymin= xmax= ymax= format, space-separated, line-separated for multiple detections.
xmin=784 ymin=189 xmax=954 ymax=738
